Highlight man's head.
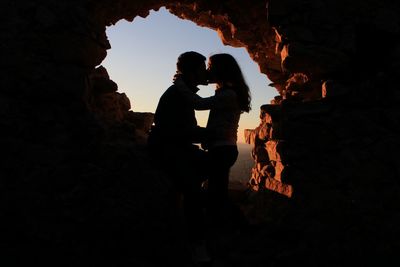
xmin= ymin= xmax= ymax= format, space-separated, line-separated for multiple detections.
xmin=176 ymin=51 xmax=208 ymax=86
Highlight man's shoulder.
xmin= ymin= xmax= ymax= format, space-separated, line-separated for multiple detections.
xmin=164 ymin=82 xmax=195 ymax=98
xmin=159 ymin=84 xmax=191 ymax=107
xmin=161 ymin=84 xmax=180 ymax=97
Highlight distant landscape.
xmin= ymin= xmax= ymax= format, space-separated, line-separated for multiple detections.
xmin=229 ymin=143 xmax=254 ymax=190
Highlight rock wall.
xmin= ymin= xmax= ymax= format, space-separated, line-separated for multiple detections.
xmin=2 ymin=0 xmax=400 ymax=265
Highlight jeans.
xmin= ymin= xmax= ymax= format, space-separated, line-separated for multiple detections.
xmin=206 ymin=145 xmax=239 ymax=228
xmin=149 ymin=143 xmax=208 ymax=242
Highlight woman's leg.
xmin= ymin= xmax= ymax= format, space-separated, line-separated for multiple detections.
xmin=207 ymin=145 xmax=238 ymax=227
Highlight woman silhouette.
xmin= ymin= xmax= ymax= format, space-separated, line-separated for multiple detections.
xmin=192 ymin=53 xmax=252 ymax=232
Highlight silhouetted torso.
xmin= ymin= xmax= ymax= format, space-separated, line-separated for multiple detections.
xmin=206 ymin=87 xmax=240 ymax=147
xmin=149 ymin=78 xmax=206 ymax=148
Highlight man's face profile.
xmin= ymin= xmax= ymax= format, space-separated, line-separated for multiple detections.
xmin=195 ymin=62 xmax=208 ymax=86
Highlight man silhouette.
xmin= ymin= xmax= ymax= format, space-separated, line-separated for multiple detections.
xmin=147 ymin=51 xmax=211 ymax=262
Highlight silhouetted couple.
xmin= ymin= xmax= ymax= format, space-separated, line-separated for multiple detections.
xmin=147 ymin=51 xmax=251 ymax=264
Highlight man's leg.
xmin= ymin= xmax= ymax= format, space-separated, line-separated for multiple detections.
xmin=181 ymin=146 xmax=211 ymax=262
xmin=181 ymin=146 xmax=208 ymax=241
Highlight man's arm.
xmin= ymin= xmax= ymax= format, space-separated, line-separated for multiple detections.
xmin=191 ymin=90 xmax=237 ymax=111
xmin=175 ymin=82 xmax=217 ymax=111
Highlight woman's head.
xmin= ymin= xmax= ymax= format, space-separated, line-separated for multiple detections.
xmin=207 ymin=53 xmax=251 ymax=113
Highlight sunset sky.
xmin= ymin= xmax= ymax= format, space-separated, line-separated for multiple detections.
xmin=102 ymin=7 xmax=277 ymax=143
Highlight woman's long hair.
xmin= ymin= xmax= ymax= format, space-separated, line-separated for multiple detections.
xmin=208 ymin=53 xmax=251 ymax=113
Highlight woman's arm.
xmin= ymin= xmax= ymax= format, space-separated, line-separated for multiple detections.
xmin=177 ymin=82 xmax=236 ymax=111
xmin=192 ymin=94 xmax=216 ymax=110
xmin=192 ymin=90 xmax=238 ymax=111
xmin=178 ymin=86 xmax=217 ymax=110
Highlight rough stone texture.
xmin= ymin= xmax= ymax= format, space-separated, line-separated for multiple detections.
xmin=2 ymin=0 xmax=400 ymax=265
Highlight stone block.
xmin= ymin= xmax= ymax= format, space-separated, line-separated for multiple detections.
xmin=244 ymin=129 xmax=256 ymax=145
xmin=270 ymin=95 xmax=283 ymax=105
xmin=266 ymin=140 xmax=282 ymax=162
xmin=269 ymin=124 xmax=283 ymax=140
xmin=250 ymin=168 xmax=263 ymax=191
xmin=256 ymin=123 xmax=271 ymax=141
xmin=272 ymin=160 xmax=285 ymax=182
xmin=128 ymin=112 xmax=154 ymax=133
xmin=260 ymin=104 xmax=281 ymax=121
xmin=260 ymin=164 xmax=275 ymax=178
xmin=281 ymin=42 xmax=350 ymax=76
xmin=277 ymin=164 xmax=293 ymax=184
xmin=92 ymin=77 xmax=118 ymax=94
xmin=265 ymin=177 xmax=293 ymax=198
xmin=285 ymin=73 xmax=309 ymax=92
xmin=253 ymin=145 xmax=270 ymax=163
xmin=256 ymin=162 xmax=268 ymax=172
xmin=261 ymin=111 xmax=273 ymax=124
xmin=321 ymin=80 xmax=350 ymax=98
xmin=260 ymin=104 xmax=283 ymax=139
xmin=117 ymin=92 xmax=131 ymax=111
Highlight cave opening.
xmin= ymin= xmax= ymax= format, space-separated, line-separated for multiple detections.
xmin=99 ymin=6 xmax=278 ymax=188
xmin=101 ymin=7 xmax=276 ymax=144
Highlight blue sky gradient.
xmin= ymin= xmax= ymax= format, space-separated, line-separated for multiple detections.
xmin=102 ymin=7 xmax=277 ymax=143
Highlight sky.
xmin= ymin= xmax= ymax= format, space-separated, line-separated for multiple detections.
xmin=101 ymin=7 xmax=277 ymax=143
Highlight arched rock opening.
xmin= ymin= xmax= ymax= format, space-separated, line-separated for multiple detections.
xmin=2 ymin=0 xmax=400 ymax=265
